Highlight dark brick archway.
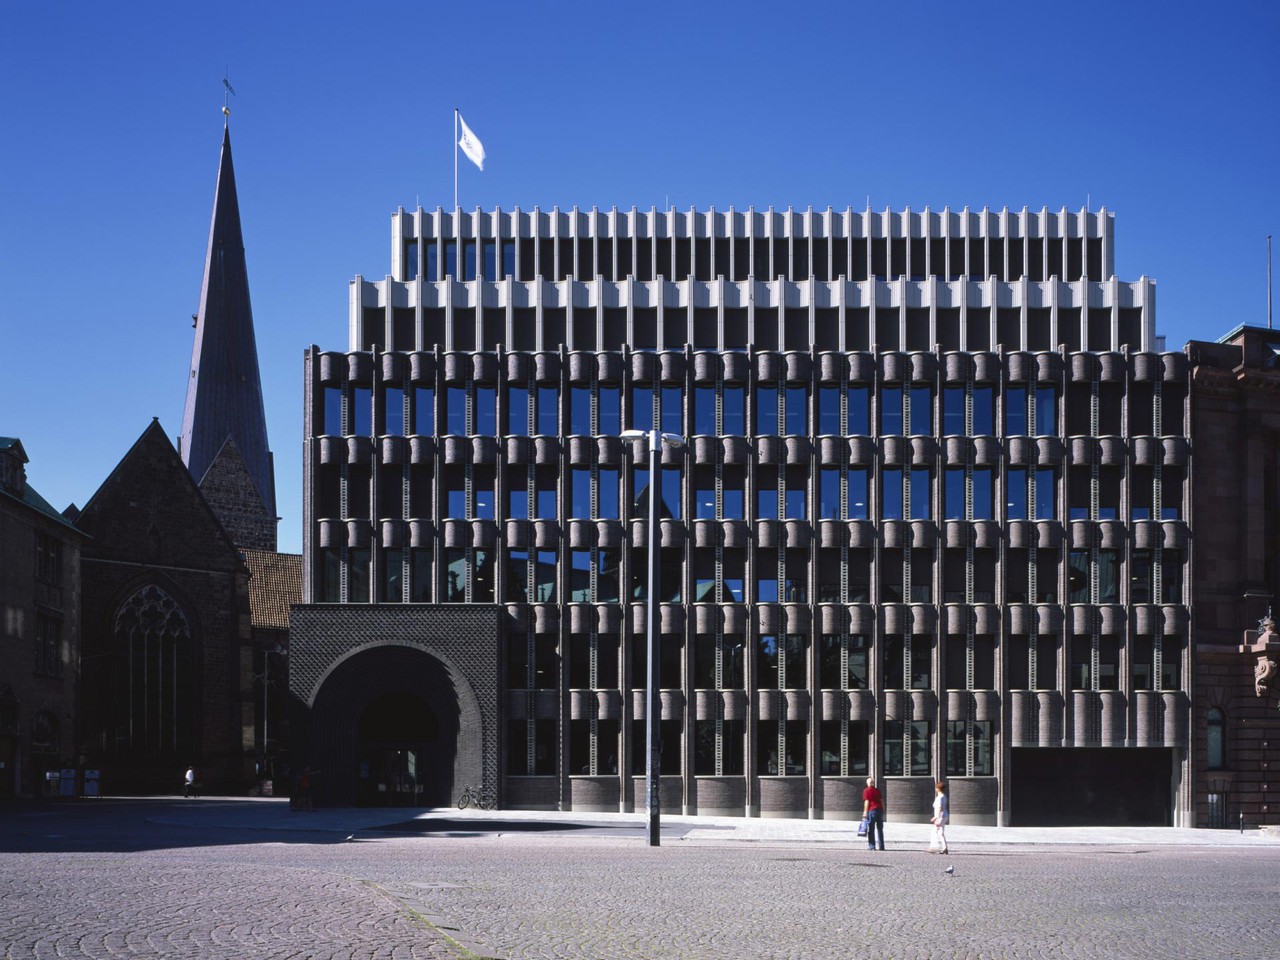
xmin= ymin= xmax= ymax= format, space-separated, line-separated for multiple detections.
xmin=288 ymin=605 xmax=500 ymax=807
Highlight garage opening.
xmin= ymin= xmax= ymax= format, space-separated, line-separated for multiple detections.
xmin=1011 ymin=747 xmax=1173 ymax=826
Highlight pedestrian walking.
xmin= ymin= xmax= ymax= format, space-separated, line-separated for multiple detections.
xmin=183 ymin=766 xmax=196 ymax=798
xmin=862 ymin=776 xmax=885 ymax=850
xmin=929 ymin=781 xmax=950 ymax=854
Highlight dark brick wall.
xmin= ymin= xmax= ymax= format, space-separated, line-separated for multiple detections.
xmin=197 ymin=438 xmax=276 ymax=552
xmin=288 ymin=604 xmax=500 ymax=806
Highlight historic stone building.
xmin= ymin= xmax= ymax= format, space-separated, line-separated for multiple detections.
xmin=292 ymin=204 xmax=1195 ymax=826
xmin=1188 ymin=325 xmax=1280 ymax=828
xmin=0 ymin=437 xmax=85 ymax=798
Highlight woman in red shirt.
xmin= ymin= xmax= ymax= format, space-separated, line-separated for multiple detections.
xmin=862 ymin=777 xmax=885 ymax=850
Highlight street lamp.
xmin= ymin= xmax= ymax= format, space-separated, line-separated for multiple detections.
xmin=620 ymin=427 xmax=685 ymax=847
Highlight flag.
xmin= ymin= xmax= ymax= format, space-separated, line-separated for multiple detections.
xmin=458 ymin=113 xmax=485 ymax=171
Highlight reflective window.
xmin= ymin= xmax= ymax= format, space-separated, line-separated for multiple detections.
xmin=507 ymin=385 xmax=529 ymax=435
xmin=785 ymin=385 xmax=807 ymax=435
xmin=972 ymin=386 xmax=994 ymax=435
xmin=1035 ymin=468 xmax=1056 ymax=520
xmin=973 ymin=467 xmax=994 ymax=520
xmin=599 ymin=469 xmax=619 ymax=520
xmin=909 ymin=468 xmax=930 ymax=520
xmin=446 ymin=386 xmax=466 ymax=435
xmin=1034 ymin=386 xmax=1056 ymax=435
xmin=537 ymin=386 xmax=558 ymax=435
xmin=353 ymin=386 xmax=372 ymax=436
xmin=817 ymin=386 xmax=840 ymax=435
xmin=1007 ymin=468 xmax=1027 ymax=519
xmin=694 ymin=387 xmax=715 ymax=435
xmin=508 ymin=484 xmax=529 ymax=520
xmin=880 ymin=386 xmax=903 ymax=435
xmin=570 ymin=387 xmax=591 ymax=435
xmin=384 ymin=386 xmax=405 ymax=436
xmin=942 ymin=386 xmax=965 ymax=435
xmin=723 ymin=386 xmax=745 ymax=435
xmin=661 ymin=386 xmax=683 ymax=435
xmin=630 ymin=384 xmax=653 ymax=431
xmin=534 ymin=550 xmax=556 ymax=601
xmin=1207 ymin=707 xmax=1226 ymax=769
xmin=756 ymin=385 xmax=779 ymax=435
xmin=323 ymin=386 xmax=342 ymax=435
xmin=569 ymin=550 xmax=591 ymax=601
xmin=413 ymin=386 xmax=434 ymax=435
xmin=1005 ymin=386 xmax=1027 ymax=435
xmin=944 ymin=468 xmax=965 ymax=520
xmin=848 ymin=468 xmax=869 ymax=519
xmin=571 ymin=469 xmax=591 ymax=519
xmin=818 ymin=468 xmax=841 ymax=519
xmin=599 ymin=386 xmax=621 ymax=436
xmin=882 ymin=468 xmax=903 ymax=520
xmin=475 ymin=386 xmax=496 ymax=437
xmin=661 ymin=466 xmax=682 ymax=520
xmin=847 ymin=386 xmax=870 ymax=435
xmin=909 ymin=386 xmax=932 ymax=435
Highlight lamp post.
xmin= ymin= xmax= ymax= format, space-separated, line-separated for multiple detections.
xmin=621 ymin=427 xmax=684 ymax=846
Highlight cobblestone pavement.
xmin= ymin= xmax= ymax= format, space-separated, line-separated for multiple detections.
xmin=3 ymin=801 xmax=1278 ymax=960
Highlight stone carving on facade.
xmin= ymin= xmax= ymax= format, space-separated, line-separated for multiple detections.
xmin=1248 ymin=612 xmax=1280 ymax=700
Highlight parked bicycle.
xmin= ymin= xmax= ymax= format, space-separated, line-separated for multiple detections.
xmin=457 ymin=785 xmax=495 ymax=810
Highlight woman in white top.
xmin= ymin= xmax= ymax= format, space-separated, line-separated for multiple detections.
xmin=930 ymin=781 xmax=950 ymax=854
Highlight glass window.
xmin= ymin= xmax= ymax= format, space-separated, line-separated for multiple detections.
xmin=353 ymin=386 xmax=372 ymax=436
xmin=534 ymin=550 xmax=556 ymax=601
xmin=348 ymin=548 xmax=370 ymax=603
xmin=1068 ymin=551 xmax=1089 ymax=604
xmin=661 ymin=466 xmax=682 ymax=520
xmin=818 ymin=469 xmax=841 ymax=519
xmin=506 ymin=549 xmax=529 ymax=603
xmin=909 ymin=386 xmax=932 ymax=436
xmin=972 ymin=386 xmax=994 ymax=435
xmin=599 ymin=469 xmax=619 ymax=520
xmin=535 ymin=474 xmax=557 ymax=519
xmin=462 ymin=240 xmax=476 ymax=280
xmin=1034 ymin=386 xmax=1056 ymax=435
xmin=817 ymin=386 xmax=840 ymax=435
xmin=501 ymin=239 xmax=514 ymax=279
xmin=507 ymin=386 xmax=529 ymax=435
xmin=384 ymin=386 xmax=405 ymax=436
xmin=785 ymin=385 xmax=807 ymax=435
xmin=443 ymin=548 xmax=466 ymax=601
xmin=1162 ymin=549 xmax=1183 ymax=603
xmin=756 ymin=473 xmax=779 ymax=519
xmin=756 ymin=385 xmax=779 ymax=435
xmin=1007 ymin=468 xmax=1027 ymax=520
xmin=598 ymin=549 xmax=621 ymax=603
xmin=661 ymin=386 xmax=683 ymax=435
xmin=444 ymin=239 xmax=457 ymax=278
xmin=569 ymin=549 xmax=592 ymax=601
xmin=411 ymin=548 xmax=432 ymax=602
xmin=323 ymin=386 xmax=343 ymax=435
xmin=445 ymin=474 xmax=466 ymax=518
xmin=1005 ymin=385 xmax=1027 ymax=436
xmin=475 ymin=386 xmax=496 ymax=437
xmin=756 ymin=550 xmax=779 ymax=602
xmin=694 ymin=387 xmax=715 ymax=435
xmin=848 ymin=386 xmax=870 ymax=435
xmin=425 ymin=240 xmax=438 ymax=281
xmin=882 ymin=468 xmax=903 ymax=520
xmin=571 ymin=469 xmax=591 ymax=519
xmin=723 ymin=550 xmax=745 ymax=602
xmin=973 ymin=467 xmax=993 ymax=520
xmin=482 ymin=239 xmax=496 ymax=278
xmin=909 ymin=719 xmax=931 ymax=775
xmin=1207 ymin=707 xmax=1226 ymax=769
xmin=446 ymin=386 xmax=466 ymax=435
xmin=693 ymin=475 xmax=716 ymax=520
xmin=413 ymin=386 xmax=434 ymax=435
xmin=848 ymin=468 xmax=869 ymax=519
xmin=1034 ymin=468 xmax=1055 ymax=520
xmin=944 ymin=468 xmax=965 ymax=520
xmin=946 ymin=720 xmax=966 ymax=777
xmin=909 ymin=468 xmax=931 ymax=520
xmin=321 ymin=548 xmax=341 ymax=601
xmin=599 ymin=386 xmax=621 ymax=436
xmin=880 ymin=386 xmax=903 ymax=435
xmin=570 ymin=387 xmax=591 ymax=435
xmin=472 ymin=548 xmax=494 ymax=601
xmin=723 ymin=386 xmax=745 ymax=436
xmin=757 ymin=634 xmax=779 ymax=688
xmin=1098 ymin=550 xmax=1120 ymax=604
xmin=942 ymin=386 xmax=965 ymax=435
xmin=723 ymin=469 xmax=745 ymax=519
xmin=537 ymin=386 xmax=558 ymax=435
xmin=630 ymin=384 xmax=653 ymax=431
xmin=473 ymin=469 xmax=495 ymax=519
xmin=784 ymin=481 xmax=806 ymax=520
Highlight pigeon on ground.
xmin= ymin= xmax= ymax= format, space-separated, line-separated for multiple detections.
xmin=944 ymin=865 xmax=955 ymax=874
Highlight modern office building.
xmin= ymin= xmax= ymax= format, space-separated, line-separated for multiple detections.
xmin=291 ymin=205 xmax=1194 ymax=825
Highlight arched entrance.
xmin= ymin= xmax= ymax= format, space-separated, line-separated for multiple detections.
xmin=307 ymin=644 xmax=480 ymax=807
xmin=356 ymin=691 xmax=439 ymax=806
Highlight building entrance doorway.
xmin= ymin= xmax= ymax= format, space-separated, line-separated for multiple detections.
xmin=1011 ymin=747 xmax=1174 ymax=825
xmin=356 ymin=691 xmax=439 ymax=806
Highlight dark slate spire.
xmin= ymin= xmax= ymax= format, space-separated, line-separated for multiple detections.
xmin=179 ymin=123 xmax=276 ymax=531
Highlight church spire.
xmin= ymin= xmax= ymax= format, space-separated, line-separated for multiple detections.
xmin=179 ymin=122 xmax=277 ymax=545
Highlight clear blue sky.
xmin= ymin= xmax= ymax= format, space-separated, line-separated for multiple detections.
xmin=2 ymin=1 xmax=1276 ymax=554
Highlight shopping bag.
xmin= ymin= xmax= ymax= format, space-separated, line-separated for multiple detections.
xmin=857 ymin=818 xmax=869 ymax=837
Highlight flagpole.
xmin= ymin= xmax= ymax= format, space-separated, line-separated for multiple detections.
xmin=454 ymin=108 xmax=459 ymax=211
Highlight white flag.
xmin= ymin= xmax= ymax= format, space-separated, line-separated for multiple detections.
xmin=458 ymin=113 xmax=485 ymax=171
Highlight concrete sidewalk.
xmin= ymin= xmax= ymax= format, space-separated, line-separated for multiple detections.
xmin=146 ymin=797 xmax=1278 ymax=847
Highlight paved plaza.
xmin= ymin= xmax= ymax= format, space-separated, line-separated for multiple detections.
xmin=2 ymin=800 xmax=1278 ymax=960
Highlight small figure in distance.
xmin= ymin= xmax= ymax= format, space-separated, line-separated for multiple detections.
xmin=862 ymin=776 xmax=885 ymax=851
xmin=183 ymin=766 xmax=196 ymax=798
xmin=930 ymin=781 xmax=950 ymax=855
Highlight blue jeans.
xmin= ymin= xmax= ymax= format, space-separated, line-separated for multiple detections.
xmin=866 ymin=808 xmax=885 ymax=849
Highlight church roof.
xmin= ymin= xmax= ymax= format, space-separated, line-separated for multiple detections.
xmin=243 ymin=548 xmax=302 ymax=630
xmin=178 ymin=124 xmax=275 ymax=520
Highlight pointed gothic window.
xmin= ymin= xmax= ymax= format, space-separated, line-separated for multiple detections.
xmin=108 ymin=584 xmax=193 ymax=755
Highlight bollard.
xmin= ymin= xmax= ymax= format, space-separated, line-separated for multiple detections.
xmin=1240 ymin=811 xmax=1245 ymax=834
